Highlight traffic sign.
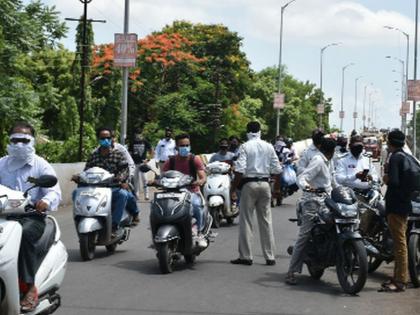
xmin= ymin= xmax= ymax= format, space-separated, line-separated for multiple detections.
xmin=339 ymin=111 xmax=345 ymax=119
xmin=408 ymin=80 xmax=420 ymax=101
xmin=114 ymin=33 xmax=138 ymax=67
xmin=316 ymin=103 xmax=324 ymax=114
xmin=353 ymin=112 xmax=358 ymax=119
xmin=273 ymin=93 xmax=285 ymax=109
xmin=401 ymin=101 xmax=411 ymax=114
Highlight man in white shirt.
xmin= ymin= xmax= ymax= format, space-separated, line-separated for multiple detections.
xmin=335 ymin=135 xmax=378 ymax=190
xmin=286 ymin=138 xmax=336 ymax=285
xmin=296 ymin=128 xmax=325 ymax=175
xmin=0 ymin=122 xmax=62 ymax=312
xmin=154 ymin=127 xmax=176 ymax=173
xmin=230 ymin=121 xmax=282 ymax=266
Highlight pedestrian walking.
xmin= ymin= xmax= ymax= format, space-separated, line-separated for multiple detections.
xmin=154 ymin=127 xmax=176 ymax=173
xmin=230 ymin=121 xmax=282 ymax=266
xmin=379 ymin=129 xmax=412 ymax=292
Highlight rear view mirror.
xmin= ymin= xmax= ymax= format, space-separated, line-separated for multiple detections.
xmin=139 ymin=164 xmax=151 ymax=173
xmin=28 ymin=175 xmax=58 ymax=188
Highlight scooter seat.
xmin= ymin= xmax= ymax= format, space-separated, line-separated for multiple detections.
xmin=34 ymin=217 xmax=56 ymax=257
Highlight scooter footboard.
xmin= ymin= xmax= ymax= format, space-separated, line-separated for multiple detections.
xmin=154 ymin=225 xmax=181 ymax=243
xmin=78 ymin=218 xmax=103 ymax=234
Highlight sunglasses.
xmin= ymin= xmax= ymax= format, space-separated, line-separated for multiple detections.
xmin=10 ymin=138 xmax=31 ymax=144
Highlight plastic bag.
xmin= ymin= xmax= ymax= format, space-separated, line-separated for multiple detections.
xmin=282 ymin=164 xmax=297 ymax=186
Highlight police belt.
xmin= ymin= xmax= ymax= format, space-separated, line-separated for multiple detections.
xmin=241 ymin=177 xmax=270 ymax=185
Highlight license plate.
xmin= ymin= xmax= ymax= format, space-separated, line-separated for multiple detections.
xmin=80 ymin=191 xmax=97 ymax=197
xmin=156 ymin=193 xmax=183 ymax=199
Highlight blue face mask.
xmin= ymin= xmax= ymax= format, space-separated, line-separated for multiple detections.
xmin=178 ymin=146 xmax=191 ymax=157
xmin=99 ymin=138 xmax=112 ymax=148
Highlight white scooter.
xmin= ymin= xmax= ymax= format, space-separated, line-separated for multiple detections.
xmin=0 ymin=175 xmax=67 ymax=315
xmin=203 ymin=161 xmax=238 ymax=228
xmin=73 ymin=167 xmax=132 ymax=261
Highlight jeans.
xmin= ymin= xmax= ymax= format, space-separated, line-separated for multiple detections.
xmin=134 ymin=164 xmax=148 ymax=196
xmin=191 ymin=192 xmax=204 ymax=232
xmin=126 ymin=191 xmax=140 ymax=217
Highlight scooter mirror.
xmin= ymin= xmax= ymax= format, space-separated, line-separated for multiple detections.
xmin=139 ymin=164 xmax=151 ymax=173
xmin=28 ymin=175 xmax=58 ymax=188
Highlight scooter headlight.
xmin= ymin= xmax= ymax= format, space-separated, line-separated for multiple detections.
xmin=338 ymin=203 xmax=358 ymax=218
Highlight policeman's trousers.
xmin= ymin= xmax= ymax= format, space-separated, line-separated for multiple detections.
xmin=238 ymin=181 xmax=275 ymax=261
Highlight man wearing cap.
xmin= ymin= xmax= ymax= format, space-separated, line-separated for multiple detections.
xmin=154 ymin=127 xmax=176 ymax=173
xmin=230 ymin=121 xmax=282 ymax=266
xmin=380 ymin=129 xmax=411 ymax=292
xmin=335 ymin=135 xmax=378 ymax=190
xmin=0 ymin=121 xmax=62 ymax=312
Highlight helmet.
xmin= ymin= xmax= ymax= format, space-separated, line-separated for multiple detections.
xmin=285 ymin=138 xmax=293 ymax=147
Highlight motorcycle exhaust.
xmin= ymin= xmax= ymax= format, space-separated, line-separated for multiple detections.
xmin=363 ymin=240 xmax=380 ymax=257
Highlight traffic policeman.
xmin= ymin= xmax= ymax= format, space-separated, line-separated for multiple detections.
xmin=230 ymin=121 xmax=282 ymax=266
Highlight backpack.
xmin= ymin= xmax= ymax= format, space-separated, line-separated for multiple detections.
xmin=401 ymin=152 xmax=420 ymax=192
xmin=169 ymin=154 xmax=197 ymax=179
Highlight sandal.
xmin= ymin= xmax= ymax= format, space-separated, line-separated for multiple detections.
xmin=381 ymin=279 xmax=394 ymax=288
xmin=285 ymin=273 xmax=297 ymax=285
xmin=20 ymin=288 xmax=39 ymax=313
xmin=378 ymin=282 xmax=406 ymax=293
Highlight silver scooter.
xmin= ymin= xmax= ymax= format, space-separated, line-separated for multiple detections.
xmin=73 ymin=167 xmax=132 ymax=260
xmin=0 ymin=175 xmax=67 ymax=315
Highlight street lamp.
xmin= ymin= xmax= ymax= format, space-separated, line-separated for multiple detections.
xmin=276 ymin=0 xmax=297 ymax=136
xmin=362 ymin=82 xmax=373 ymax=131
xmin=340 ymin=62 xmax=355 ymax=132
xmin=319 ymin=42 xmax=342 ymax=128
xmin=386 ymin=56 xmax=407 ymax=133
xmin=354 ymin=76 xmax=363 ymax=131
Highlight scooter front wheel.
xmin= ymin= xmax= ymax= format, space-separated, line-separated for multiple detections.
xmin=408 ymin=233 xmax=420 ymax=288
xmin=157 ymin=242 xmax=174 ymax=274
xmin=79 ymin=232 xmax=96 ymax=261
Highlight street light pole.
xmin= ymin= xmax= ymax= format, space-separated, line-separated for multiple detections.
xmin=340 ymin=63 xmax=354 ymax=132
xmin=120 ymin=0 xmax=130 ymax=144
xmin=319 ymin=42 xmax=341 ymax=128
xmin=414 ymin=0 xmax=419 ymax=156
xmin=387 ymin=56 xmax=406 ymax=133
xmin=276 ymin=0 xmax=296 ymax=137
xmin=354 ymin=76 xmax=363 ymax=131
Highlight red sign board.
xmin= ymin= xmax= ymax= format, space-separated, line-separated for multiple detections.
xmin=114 ymin=33 xmax=138 ymax=67
xmin=401 ymin=101 xmax=411 ymax=114
xmin=273 ymin=93 xmax=285 ymax=109
xmin=339 ymin=110 xmax=345 ymax=119
xmin=408 ymin=80 xmax=420 ymax=101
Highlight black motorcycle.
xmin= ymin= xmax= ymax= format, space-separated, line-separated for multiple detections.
xmin=408 ymin=193 xmax=420 ymax=287
xmin=288 ymin=186 xmax=368 ymax=294
xmin=140 ymin=165 xmax=213 ymax=274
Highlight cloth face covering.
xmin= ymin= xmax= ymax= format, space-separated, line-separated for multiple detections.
xmin=99 ymin=138 xmax=112 ymax=148
xmin=350 ymin=145 xmax=363 ymax=158
xmin=7 ymin=133 xmax=36 ymax=171
xmin=178 ymin=146 xmax=191 ymax=157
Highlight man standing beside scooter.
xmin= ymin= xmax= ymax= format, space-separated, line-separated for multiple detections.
xmin=230 ymin=121 xmax=282 ymax=266
xmin=0 ymin=121 xmax=62 ymax=312
xmin=155 ymin=127 xmax=176 ymax=173
xmin=161 ymin=133 xmax=208 ymax=247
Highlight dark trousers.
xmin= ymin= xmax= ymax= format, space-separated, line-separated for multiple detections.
xmin=18 ymin=216 xmax=46 ymax=284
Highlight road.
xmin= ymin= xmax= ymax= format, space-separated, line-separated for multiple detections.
xmin=54 ymin=193 xmax=420 ymax=315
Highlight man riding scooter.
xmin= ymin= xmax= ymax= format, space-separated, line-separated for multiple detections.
xmin=0 ymin=121 xmax=62 ymax=312
xmin=73 ymin=127 xmax=139 ymax=236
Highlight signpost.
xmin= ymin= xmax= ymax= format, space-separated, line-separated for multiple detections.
xmin=339 ymin=110 xmax=345 ymax=119
xmin=316 ymin=103 xmax=324 ymax=114
xmin=114 ymin=33 xmax=138 ymax=67
xmin=408 ymin=80 xmax=420 ymax=101
xmin=273 ymin=93 xmax=285 ymax=109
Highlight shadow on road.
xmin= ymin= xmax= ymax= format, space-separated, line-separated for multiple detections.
xmin=66 ymin=247 xmax=128 ymax=262
xmin=114 ymin=258 xmax=197 ymax=275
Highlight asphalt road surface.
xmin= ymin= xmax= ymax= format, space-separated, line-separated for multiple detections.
xmin=54 ymin=192 xmax=420 ymax=315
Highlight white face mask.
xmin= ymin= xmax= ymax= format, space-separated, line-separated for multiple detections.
xmin=6 ymin=133 xmax=35 ymax=171
xmin=247 ymin=131 xmax=261 ymax=140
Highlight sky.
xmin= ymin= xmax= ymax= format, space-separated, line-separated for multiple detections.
xmin=26 ymin=0 xmax=417 ymax=134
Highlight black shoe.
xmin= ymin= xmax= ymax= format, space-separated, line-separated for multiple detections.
xmin=266 ymin=259 xmax=276 ymax=266
xmin=131 ymin=214 xmax=140 ymax=226
xmin=230 ymin=258 xmax=253 ymax=265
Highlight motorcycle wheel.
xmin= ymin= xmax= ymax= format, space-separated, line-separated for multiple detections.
xmin=184 ymin=254 xmax=196 ymax=264
xmin=367 ymin=255 xmax=383 ymax=273
xmin=226 ymin=217 xmax=235 ymax=225
xmin=211 ymin=207 xmax=221 ymax=228
xmin=408 ymin=234 xmax=420 ymax=288
xmin=157 ymin=242 xmax=174 ymax=274
xmin=79 ymin=232 xmax=96 ymax=261
xmin=307 ymin=265 xmax=324 ymax=279
xmin=105 ymin=243 xmax=118 ymax=253
xmin=336 ymin=239 xmax=368 ymax=295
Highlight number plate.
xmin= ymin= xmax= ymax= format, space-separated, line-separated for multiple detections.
xmin=156 ymin=193 xmax=183 ymax=199
xmin=80 ymin=191 xmax=97 ymax=197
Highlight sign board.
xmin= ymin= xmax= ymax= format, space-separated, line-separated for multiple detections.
xmin=353 ymin=112 xmax=358 ymax=119
xmin=316 ymin=103 xmax=324 ymax=114
xmin=339 ymin=110 xmax=345 ymax=119
xmin=401 ymin=101 xmax=411 ymax=114
xmin=273 ymin=93 xmax=285 ymax=109
xmin=114 ymin=33 xmax=138 ymax=67
xmin=400 ymin=108 xmax=403 ymax=116
xmin=408 ymin=80 xmax=420 ymax=101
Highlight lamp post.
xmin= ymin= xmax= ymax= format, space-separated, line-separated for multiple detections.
xmin=387 ymin=56 xmax=406 ymax=133
xmin=362 ymin=83 xmax=372 ymax=131
xmin=319 ymin=42 xmax=341 ymax=128
xmin=353 ymin=76 xmax=363 ymax=131
xmin=276 ymin=0 xmax=297 ymax=137
xmin=414 ymin=0 xmax=418 ymax=157
xmin=340 ymin=62 xmax=354 ymax=132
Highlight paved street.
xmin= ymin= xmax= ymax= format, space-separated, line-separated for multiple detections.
xmin=54 ymin=193 xmax=420 ymax=315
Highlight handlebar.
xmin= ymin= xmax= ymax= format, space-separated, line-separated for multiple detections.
xmin=302 ymin=188 xmax=327 ymax=194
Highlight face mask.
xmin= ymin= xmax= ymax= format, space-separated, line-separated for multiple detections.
xmin=178 ymin=146 xmax=191 ymax=157
xmin=350 ymin=145 xmax=363 ymax=158
xmin=165 ymin=133 xmax=171 ymax=139
xmin=7 ymin=134 xmax=36 ymax=170
xmin=99 ymin=138 xmax=112 ymax=148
